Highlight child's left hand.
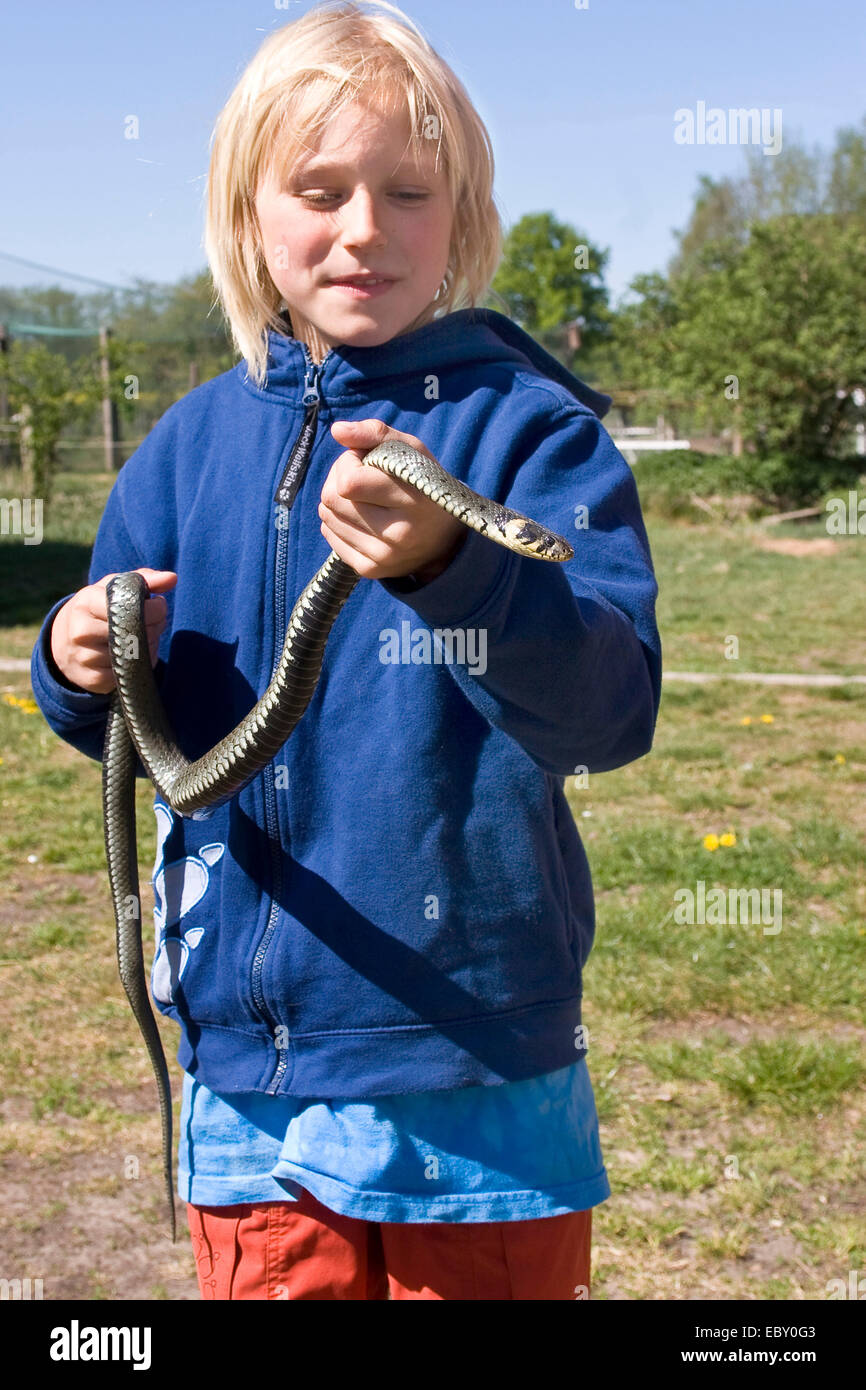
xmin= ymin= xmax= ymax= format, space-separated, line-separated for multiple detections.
xmin=321 ymin=419 xmax=467 ymax=584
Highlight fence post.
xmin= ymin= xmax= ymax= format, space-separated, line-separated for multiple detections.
xmin=0 ymin=324 xmax=9 ymax=471
xmin=99 ymin=325 xmax=120 ymax=471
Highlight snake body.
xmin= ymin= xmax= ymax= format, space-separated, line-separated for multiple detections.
xmin=101 ymin=439 xmax=574 ymax=1241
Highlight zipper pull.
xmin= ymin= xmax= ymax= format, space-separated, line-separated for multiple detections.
xmin=274 ymin=402 xmax=319 ymax=508
xmin=303 ymin=360 xmax=321 ymax=405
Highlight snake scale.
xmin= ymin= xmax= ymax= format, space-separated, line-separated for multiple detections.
xmin=101 ymin=438 xmax=575 ymax=1241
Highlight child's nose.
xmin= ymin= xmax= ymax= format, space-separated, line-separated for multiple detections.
xmin=340 ymin=189 xmax=386 ymax=248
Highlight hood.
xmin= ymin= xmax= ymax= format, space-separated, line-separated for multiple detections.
xmin=252 ymin=306 xmax=612 ymax=420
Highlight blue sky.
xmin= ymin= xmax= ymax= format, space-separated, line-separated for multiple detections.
xmin=1 ymin=0 xmax=863 ymax=306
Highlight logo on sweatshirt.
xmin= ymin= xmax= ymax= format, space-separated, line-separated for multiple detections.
xmin=150 ymin=802 xmax=225 ymax=1004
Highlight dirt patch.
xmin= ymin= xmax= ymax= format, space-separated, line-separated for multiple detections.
xmin=642 ymin=1011 xmax=866 ymax=1047
xmin=753 ymin=536 xmax=841 ymax=558
xmin=0 ymin=1149 xmax=199 ymax=1300
xmin=0 ymin=871 xmax=105 ymax=930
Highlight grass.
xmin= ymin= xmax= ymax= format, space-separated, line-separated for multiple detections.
xmin=642 ymin=511 xmax=866 ymax=675
xmin=0 ymin=467 xmax=864 ymax=1300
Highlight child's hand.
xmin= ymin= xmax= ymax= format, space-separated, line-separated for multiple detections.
xmin=50 ymin=568 xmax=177 ymax=694
xmin=321 ymin=420 xmax=467 ymax=583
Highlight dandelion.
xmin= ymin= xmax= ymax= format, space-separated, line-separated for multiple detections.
xmin=740 ymin=716 xmax=752 ymax=725
xmin=703 ymin=833 xmax=720 ymax=851
xmin=834 ymin=754 xmax=846 ymax=764
xmin=719 ymin=831 xmax=737 ymax=847
xmin=3 ymin=693 xmax=38 ymax=714
xmin=760 ymin=713 xmax=774 ymax=724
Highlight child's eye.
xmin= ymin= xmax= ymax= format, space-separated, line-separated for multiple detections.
xmin=294 ymin=190 xmax=430 ymax=206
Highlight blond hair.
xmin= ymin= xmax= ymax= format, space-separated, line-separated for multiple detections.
xmin=204 ymin=0 xmax=503 ymax=386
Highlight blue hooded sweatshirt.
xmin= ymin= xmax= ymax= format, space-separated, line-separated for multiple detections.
xmin=31 ymin=307 xmax=661 ymax=1101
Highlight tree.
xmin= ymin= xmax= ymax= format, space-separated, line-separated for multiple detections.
xmin=607 ymin=113 xmax=866 ymax=497
xmin=667 ymin=124 xmax=862 ymax=279
xmin=487 ymin=212 xmax=611 ymax=371
xmin=827 ymin=118 xmax=866 ymax=219
xmin=0 ymin=340 xmax=103 ymax=500
xmin=626 ymin=215 xmax=866 ymax=497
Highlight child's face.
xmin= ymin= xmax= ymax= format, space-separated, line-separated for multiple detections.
xmin=254 ymin=101 xmax=453 ymax=349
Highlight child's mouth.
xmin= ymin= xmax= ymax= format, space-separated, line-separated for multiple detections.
xmin=326 ymin=276 xmax=395 ymax=298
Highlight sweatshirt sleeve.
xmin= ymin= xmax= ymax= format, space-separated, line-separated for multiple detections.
xmin=380 ymin=405 xmax=662 ymax=778
xmin=30 ymin=474 xmax=167 ymax=769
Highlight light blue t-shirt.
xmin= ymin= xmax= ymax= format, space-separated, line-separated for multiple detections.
xmin=178 ymin=1058 xmax=610 ymax=1222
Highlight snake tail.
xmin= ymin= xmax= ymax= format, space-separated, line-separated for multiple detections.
xmin=102 ymin=698 xmax=176 ymax=1243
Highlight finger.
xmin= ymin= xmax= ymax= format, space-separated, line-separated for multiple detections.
xmin=330 ymin=421 xmax=433 ymax=481
xmin=134 ymin=568 xmax=177 ymax=592
xmin=90 ymin=568 xmax=177 ymax=603
xmin=330 ymin=418 xmax=430 ymax=458
xmin=318 ymin=495 xmax=384 ymax=548
xmin=323 ymin=453 xmax=422 ymax=513
xmin=143 ymin=595 xmax=167 ymax=622
xmin=67 ymin=630 xmax=114 ymax=655
xmin=319 ymin=483 xmax=417 ymax=551
xmin=319 ymin=515 xmax=396 ymax=577
xmin=329 ymin=417 xmax=392 ymax=453
xmin=319 ymin=459 xmax=388 ymax=530
xmin=77 ymin=652 xmax=115 ymax=674
xmin=322 ymin=497 xmax=418 ymax=554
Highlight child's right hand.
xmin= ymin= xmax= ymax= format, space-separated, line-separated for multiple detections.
xmin=50 ymin=569 xmax=177 ymax=694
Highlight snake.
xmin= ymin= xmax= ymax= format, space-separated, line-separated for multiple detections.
xmin=101 ymin=438 xmax=575 ymax=1242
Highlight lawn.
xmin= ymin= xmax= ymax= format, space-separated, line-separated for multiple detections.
xmin=0 ymin=468 xmax=864 ymax=1299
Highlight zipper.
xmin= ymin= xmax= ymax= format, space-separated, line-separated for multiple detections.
xmin=253 ymin=343 xmax=332 ymax=1094
xmin=273 ymin=348 xmax=329 ymax=506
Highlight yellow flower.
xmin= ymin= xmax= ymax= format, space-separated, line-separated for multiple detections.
xmin=740 ymin=716 xmax=752 ymax=725
xmin=719 ymin=832 xmax=737 ymax=847
xmin=3 ymin=693 xmax=38 ymax=714
xmin=834 ymin=754 xmax=846 ymax=764
xmin=703 ymin=833 xmax=720 ymax=851
xmin=760 ymin=714 xmax=774 ymax=724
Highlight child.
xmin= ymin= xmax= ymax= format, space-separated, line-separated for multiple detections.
xmin=32 ymin=0 xmax=661 ymax=1300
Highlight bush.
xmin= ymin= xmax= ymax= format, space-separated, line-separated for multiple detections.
xmin=632 ymin=449 xmax=866 ymax=517
xmin=738 ymin=453 xmax=866 ymax=509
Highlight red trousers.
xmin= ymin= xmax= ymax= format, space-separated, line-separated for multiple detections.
xmin=187 ymin=1187 xmax=593 ymax=1301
